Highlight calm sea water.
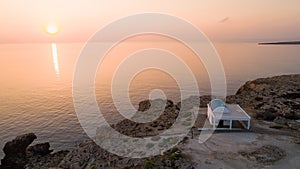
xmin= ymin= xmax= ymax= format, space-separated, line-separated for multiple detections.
xmin=0 ymin=42 xmax=299 ymax=157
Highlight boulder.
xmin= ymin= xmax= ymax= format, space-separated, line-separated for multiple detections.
xmin=256 ymin=111 xmax=277 ymax=121
xmin=166 ymin=100 xmax=174 ymax=108
xmin=273 ymin=116 xmax=291 ymax=125
xmin=27 ymin=142 xmax=53 ymax=156
xmin=3 ymin=133 xmax=37 ymax=156
xmin=138 ymin=100 xmax=151 ymax=112
xmin=287 ymin=121 xmax=300 ymax=130
xmin=1 ymin=133 xmax=37 ymax=169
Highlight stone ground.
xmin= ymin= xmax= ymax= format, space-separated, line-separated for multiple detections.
xmin=181 ymin=108 xmax=300 ymax=169
xmin=180 ymin=132 xmax=300 ymax=169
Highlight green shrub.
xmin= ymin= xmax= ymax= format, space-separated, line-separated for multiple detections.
xmin=144 ymin=160 xmax=156 ymax=169
xmin=146 ymin=127 xmax=153 ymax=132
xmin=90 ymin=163 xmax=96 ymax=169
xmin=123 ymin=167 xmax=131 ymax=169
xmin=163 ymin=147 xmax=183 ymax=162
xmin=170 ymin=147 xmax=179 ymax=153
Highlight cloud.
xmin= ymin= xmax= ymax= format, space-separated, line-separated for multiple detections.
xmin=219 ymin=17 xmax=230 ymax=23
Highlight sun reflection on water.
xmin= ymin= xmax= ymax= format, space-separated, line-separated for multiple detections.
xmin=51 ymin=43 xmax=60 ymax=76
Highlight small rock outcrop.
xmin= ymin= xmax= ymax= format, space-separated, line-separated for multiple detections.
xmin=3 ymin=133 xmax=37 ymax=156
xmin=26 ymin=143 xmax=53 ymax=156
xmin=0 ymin=133 xmax=65 ymax=169
xmin=1 ymin=133 xmax=37 ymax=169
xmin=138 ymin=100 xmax=151 ymax=112
xmin=113 ymin=99 xmax=179 ymax=137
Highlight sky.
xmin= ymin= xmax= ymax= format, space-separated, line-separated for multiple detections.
xmin=1 ymin=0 xmax=300 ymax=43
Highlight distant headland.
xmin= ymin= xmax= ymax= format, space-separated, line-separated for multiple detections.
xmin=259 ymin=41 xmax=300 ymax=45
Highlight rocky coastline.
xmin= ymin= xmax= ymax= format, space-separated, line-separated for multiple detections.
xmin=0 ymin=74 xmax=299 ymax=169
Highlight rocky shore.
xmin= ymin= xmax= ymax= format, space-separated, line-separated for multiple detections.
xmin=227 ymin=74 xmax=300 ymax=131
xmin=0 ymin=74 xmax=299 ymax=169
xmin=0 ymin=133 xmax=190 ymax=169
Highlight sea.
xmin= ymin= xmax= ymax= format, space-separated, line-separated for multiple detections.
xmin=0 ymin=41 xmax=299 ymax=158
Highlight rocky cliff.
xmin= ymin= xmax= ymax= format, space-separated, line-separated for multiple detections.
xmin=227 ymin=74 xmax=300 ymax=130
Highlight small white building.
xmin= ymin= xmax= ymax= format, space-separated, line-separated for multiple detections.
xmin=206 ymin=99 xmax=251 ymax=130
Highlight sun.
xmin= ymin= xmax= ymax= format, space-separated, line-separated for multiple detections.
xmin=45 ymin=24 xmax=59 ymax=35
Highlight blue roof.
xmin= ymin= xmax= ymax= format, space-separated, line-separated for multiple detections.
xmin=209 ymin=99 xmax=225 ymax=111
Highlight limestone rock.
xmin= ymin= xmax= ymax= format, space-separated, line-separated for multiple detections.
xmin=273 ymin=116 xmax=291 ymax=125
xmin=1 ymin=133 xmax=37 ymax=169
xmin=3 ymin=133 xmax=37 ymax=156
xmin=27 ymin=143 xmax=53 ymax=156
xmin=138 ymin=100 xmax=151 ymax=112
xmin=25 ymin=150 xmax=69 ymax=169
xmin=287 ymin=121 xmax=300 ymax=130
xmin=228 ymin=74 xmax=300 ymax=129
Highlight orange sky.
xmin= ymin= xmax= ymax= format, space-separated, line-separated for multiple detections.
xmin=1 ymin=0 xmax=300 ymax=43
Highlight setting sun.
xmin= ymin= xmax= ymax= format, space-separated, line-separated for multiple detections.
xmin=45 ymin=24 xmax=59 ymax=35
xmin=0 ymin=1 xmax=300 ymax=168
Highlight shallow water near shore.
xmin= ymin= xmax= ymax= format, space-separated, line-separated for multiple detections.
xmin=0 ymin=42 xmax=299 ymax=158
